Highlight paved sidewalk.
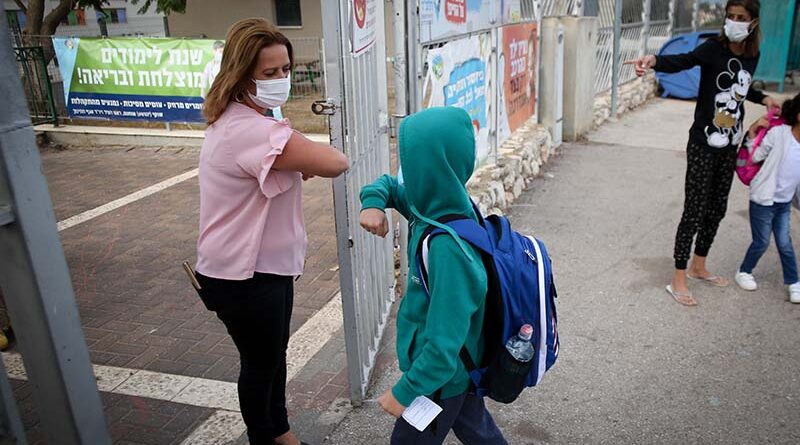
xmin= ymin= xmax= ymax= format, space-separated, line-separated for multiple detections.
xmin=327 ymin=97 xmax=800 ymax=444
xmin=42 ymin=145 xmax=340 ymax=380
xmin=8 ymin=143 xmax=349 ymax=444
xmin=12 ymin=378 xmax=216 ymax=445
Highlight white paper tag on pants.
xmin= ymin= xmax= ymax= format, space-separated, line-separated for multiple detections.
xmin=401 ymin=395 xmax=443 ymax=432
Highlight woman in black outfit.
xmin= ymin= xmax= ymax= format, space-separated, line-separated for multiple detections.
xmin=626 ymin=0 xmax=778 ymax=306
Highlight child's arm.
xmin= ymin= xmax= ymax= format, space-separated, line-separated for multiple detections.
xmin=748 ymin=116 xmax=770 ymax=139
xmin=391 ymin=237 xmax=486 ymax=407
xmin=359 ymin=174 xmax=412 ymax=219
xmin=752 ymin=127 xmax=778 ymax=164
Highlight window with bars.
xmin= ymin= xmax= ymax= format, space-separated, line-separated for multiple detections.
xmin=276 ymin=0 xmax=302 ymax=27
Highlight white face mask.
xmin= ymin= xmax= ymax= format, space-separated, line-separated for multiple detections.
xmin=249 ymin=76 xmax=291 ymax=109
xmin=213 ymin=52 xmax=223 ymax=63
xmin=724 ymin=18 xmax=752 ymax=43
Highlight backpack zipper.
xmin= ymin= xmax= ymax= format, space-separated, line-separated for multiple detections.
xmin=524 ymin=236 xmax=539 ymax=263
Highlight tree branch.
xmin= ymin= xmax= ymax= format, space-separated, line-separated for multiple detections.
xmin=42 ymin=0 xmax=76 ymax=34
xmin=13 ymin=0 xmax=27 ymax=14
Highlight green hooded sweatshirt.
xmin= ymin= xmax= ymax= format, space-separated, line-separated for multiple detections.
xmin=359 ymin=107 xmax=487 ymax=407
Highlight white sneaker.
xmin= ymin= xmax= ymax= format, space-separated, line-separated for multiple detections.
xmin=735 ymin=271 xmax=757 ymax=291
xmin=789 ymin=283 xmax=800 ymax=304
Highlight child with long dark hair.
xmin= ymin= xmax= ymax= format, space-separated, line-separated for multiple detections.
xmin=735 ymin=94 xmax=800 ymax=304
xmin=626 ymin=0 xmax=779 ymax=306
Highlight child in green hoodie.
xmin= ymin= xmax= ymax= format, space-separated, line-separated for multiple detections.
xmin=359 ymin=107 xmax=507 ymax=444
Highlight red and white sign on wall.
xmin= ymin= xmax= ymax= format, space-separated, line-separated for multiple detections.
xmin=445 ymin=0 xmax=467 ymax=23
xmin=497 ymin=22 xmax=538 ymax=143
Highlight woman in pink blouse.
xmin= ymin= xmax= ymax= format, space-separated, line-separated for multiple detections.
xmin=194 ymin=18 xmax=347 ymax=445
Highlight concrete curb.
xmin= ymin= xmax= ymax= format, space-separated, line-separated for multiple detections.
xmin=35 ymin=124 xmax=330 ymax=148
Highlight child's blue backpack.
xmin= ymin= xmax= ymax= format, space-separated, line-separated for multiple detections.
xmin=416 ymin=203 xmax=559 ymax=404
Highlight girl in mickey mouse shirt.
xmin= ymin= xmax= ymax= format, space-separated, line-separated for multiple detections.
xmin=626 ymin=0 xmax=778 ymax=307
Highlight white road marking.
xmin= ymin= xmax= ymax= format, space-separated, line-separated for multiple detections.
xmin=1 ymin=293 xmax=343 ymax=406
xmin=178 ymin=410 xmax=246 ymax=445
xmin=1 ymin=294 xmax=345 ymax=441
xmin=286 ymin=293 xmax=343 ymax=381
xmin=57 ymin=168 xmax=199 ymax=232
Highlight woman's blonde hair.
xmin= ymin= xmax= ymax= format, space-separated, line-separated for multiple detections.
xmin=203 ymin=18 xmax=294 ymax=124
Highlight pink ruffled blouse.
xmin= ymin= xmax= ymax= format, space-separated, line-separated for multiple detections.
xmin=196 ymin=102 xmax=306 ymax=280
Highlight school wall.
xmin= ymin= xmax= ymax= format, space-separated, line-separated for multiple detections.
xmin=166 ymin=0 xmax=323 ymax=40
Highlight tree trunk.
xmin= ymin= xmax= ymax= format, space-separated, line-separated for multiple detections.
xmin=22 ymin=0 xmax=45 ymax=40
xmin=21 ymin=0 xmax=74 ymax=64
xmin=41 ymin=0 xmax=75 ymax=64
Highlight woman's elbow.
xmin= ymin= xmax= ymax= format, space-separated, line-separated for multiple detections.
xmin=323 ymin=152 xmax=349 ymax=177
xmin=335 ymin=153 xmax=350 ymax=175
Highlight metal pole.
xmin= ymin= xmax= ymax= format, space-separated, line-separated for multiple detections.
xmin=98 ymin=16 xmax=109 ymax=37
xmin=641 ymin=0 xmax=652 ymax=57
xmin=667 ymin=0 xmax=676 ymax=37
xmin=392 ymin=0 xmax=409 ymax=294
xmin=403 ymin=0 xmax=422 ymax=299
xmin=162 ymin=16 xmax=171 ymax=37
xmin=610 ymin=0 xmax=622 ymax=118
xmin=406 ymin=0 xmax=422 ymax=114
xmin=691 ymin=0 xmax=699 ymax=32
xmin=0 ymin=19 xmax=111 ymax=445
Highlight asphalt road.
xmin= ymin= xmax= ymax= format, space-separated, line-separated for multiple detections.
xmin=326 ymin=97 xmax=800 ymax=445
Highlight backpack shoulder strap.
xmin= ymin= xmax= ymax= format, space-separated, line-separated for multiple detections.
xmin=420 ymin=218 xmax=493 ymax=275
xmin=526 ymin=235 xmax=549 ymax=385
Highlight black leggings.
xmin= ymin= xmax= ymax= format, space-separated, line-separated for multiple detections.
xmin=673 ymin=142 xmax=737 ymax=270
xmin=196 ymin=272 xmax=293 ymax=445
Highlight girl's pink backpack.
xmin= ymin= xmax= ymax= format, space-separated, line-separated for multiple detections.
xmin=737 ymin=110 xmax=784 ymax=186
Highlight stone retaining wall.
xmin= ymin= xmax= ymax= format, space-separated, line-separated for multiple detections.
xmin=593 ymin=73 xmax=658 ymax=128
xmin=468 ymin=120 xmax=555 ymax=216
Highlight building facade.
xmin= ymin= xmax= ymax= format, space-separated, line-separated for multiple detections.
xmin=4 ymin=0 xmax=167 ymax=37
xmin=167 ymin=0 xmax=323 ymax=41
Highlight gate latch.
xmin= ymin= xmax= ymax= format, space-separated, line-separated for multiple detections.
xmin=311 ymin=99 xmax=338 ymax=116
xmin=389 ymin=114 xmax=406 ymax=139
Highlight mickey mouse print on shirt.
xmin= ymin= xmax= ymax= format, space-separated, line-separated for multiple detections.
xmin=706 ymin=58 xmax=751 ymax=148
xmin=652 ymin=38 xmax=765 ymax=150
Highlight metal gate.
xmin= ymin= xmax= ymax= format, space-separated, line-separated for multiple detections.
xmin=14 ymin=46 xmax=58 ymax=126
xmin=319 ymin=0 xmax=396 ymax=404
